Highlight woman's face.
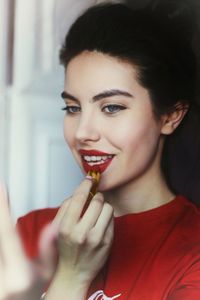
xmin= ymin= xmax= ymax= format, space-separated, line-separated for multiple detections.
xmin=63 ymin=51 xmax=165 ymax=191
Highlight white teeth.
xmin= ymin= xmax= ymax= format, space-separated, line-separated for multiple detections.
xmin=83 ymin=155 xmax=113 ymax=163
xmin=87 ymin=161 xmax=103 ymax=166
xmin=95 ymin=156 xmax=102 ymax=161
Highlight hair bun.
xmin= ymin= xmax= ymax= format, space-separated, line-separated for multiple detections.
xmin=147 ymin=0 xmax=200 ymax=107
xmin=151 ymin=0 xmax=199 ymax=41
xmin=126 ymin=0 xmax=199 ymax=42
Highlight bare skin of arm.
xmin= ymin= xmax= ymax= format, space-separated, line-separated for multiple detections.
xmin=45 ymin=177 xmax=114 ymax=300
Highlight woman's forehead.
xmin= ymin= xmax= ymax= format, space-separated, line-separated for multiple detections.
xmin=65 ymin=51 xmax=141 ymax=92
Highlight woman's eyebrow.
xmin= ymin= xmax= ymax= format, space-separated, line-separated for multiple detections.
xmin=61 ymin=91 xmax=78 ymax=102
xmin=61 ymin=89 xmax=134 ymax=102
xmin=93 ymin=89 xmax=134 ymax=101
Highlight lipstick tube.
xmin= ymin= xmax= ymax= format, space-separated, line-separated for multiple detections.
xmin=81 ymin=171 xmax=101 ymax=217
xmin=87 ymin=170 xmax=101 ymax=202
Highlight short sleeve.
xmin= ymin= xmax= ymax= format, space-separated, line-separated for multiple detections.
xmin=168 ymin=259 xmax=200 ymax=300
xmin=17 ymin=207 xmax=59 ymax=258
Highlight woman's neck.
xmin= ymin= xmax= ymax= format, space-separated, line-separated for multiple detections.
xmin=103 ymin=168 xmax=175 ymax=217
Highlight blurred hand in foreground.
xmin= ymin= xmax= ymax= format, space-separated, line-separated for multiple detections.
xmin=0 ymin=182 xmax=57 ymax=300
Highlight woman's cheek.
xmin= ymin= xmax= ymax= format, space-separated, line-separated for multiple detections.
xmin=63 ymin=118 xmax=75 ymax=145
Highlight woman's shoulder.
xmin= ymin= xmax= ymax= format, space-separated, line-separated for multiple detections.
xmin=175 ymin=196 xmax=200 ymax=245
xmin=17 ymin=207 xmax=59 ymax=258
xmin=179 ymin=195 xmax=200 ymax=217
xmin=17 ymin=206 xmax=59 ymax=226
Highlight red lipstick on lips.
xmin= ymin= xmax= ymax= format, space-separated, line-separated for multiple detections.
xmin=79 ymin=149 xmax=114 ymax=174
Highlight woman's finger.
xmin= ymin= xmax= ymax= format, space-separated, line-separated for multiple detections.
xmin=0 ymin=182 xmax=12 ymax=235
xmin=53 ymin=176 xmax=93 ymax=229
xmin=35 ymin=222 xmax=58 ymax=282
xmin=73 ymin=175 xmax=93 ymax=197
xmin=89 ymin=202 xmax=114 ymax=245
xmin=0 ymin=183 xmax=28 ymax=266
xmin=0 ymin=256 xmax=6 ymax=299
xmin=77 ymin=192 xmax=104 ymax=234
xmin=52 ymin=198 xmax=71 ymax=228
xmin=58 ymin=177 xmax=94 ymax=230
xmin=0 ymin=182 xmax=55 ymax=299
xmin=0 ymin=181 xmax=16 ymax=249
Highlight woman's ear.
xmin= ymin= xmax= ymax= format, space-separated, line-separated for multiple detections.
xmin=161 ymin=102 xmax=189 ymax=135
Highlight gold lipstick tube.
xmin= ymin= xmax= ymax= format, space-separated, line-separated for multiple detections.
xmin=81 ymin=171 xmax=101 ymax=217
xmin=87 ymin=170 xmax=101 ymax=202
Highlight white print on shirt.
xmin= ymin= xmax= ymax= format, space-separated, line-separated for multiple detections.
xmin=88 ymin=290 xmax=121 ymax=300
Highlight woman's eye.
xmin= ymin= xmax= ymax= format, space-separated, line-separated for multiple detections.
xmin=102 ymin=104 xmax=126 ymax=114
xmin=62 ymin=106 xmax=81 ymax=114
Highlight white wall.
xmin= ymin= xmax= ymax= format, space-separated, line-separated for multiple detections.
xmin=1 ymin=0 xmax=123 ymax=220
xmin=5 ymin=0 xmax=103 ymax=220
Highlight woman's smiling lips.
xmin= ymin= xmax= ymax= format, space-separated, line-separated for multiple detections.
xmin=79 ymin=149 xmax=115 ymax=173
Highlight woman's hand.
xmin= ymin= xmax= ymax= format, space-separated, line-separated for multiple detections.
xmin=0 ymin=182 xmax=57 ymax=300
xmin=45 ymin=177 xmax=114 ymax=300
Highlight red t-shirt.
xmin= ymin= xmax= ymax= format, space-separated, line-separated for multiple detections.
xmin=17 ymin=196 xmax=200 ymax=299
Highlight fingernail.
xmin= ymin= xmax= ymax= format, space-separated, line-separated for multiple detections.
xmin=85 ymin=175 xmax=93 ymax=181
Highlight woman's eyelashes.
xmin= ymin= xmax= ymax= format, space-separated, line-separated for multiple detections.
xmin=62 ymin=104 xmax=127 ymax=115
xmin=102 ymin=104 xmax=126 ymax=114
xmin=62 ymin=105 xmax=81 ymax=113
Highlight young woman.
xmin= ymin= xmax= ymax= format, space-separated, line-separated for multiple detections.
xmin=9 ymin=1 xmax=200 ymax=299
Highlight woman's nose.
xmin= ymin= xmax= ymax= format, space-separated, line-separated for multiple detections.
xmin=75 ymin=114 xmax=100 ymax=144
